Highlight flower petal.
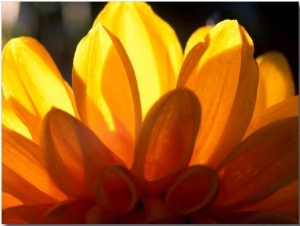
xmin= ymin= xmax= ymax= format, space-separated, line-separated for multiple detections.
xmin=44 ymin=199 xmax=95 ymax=223
xmin=244 ymin=95 xmax=298 ymax=138
xmin=2 ymin=204 xmax=54 ymax=224
xmin=216 ymin=117 xmax=298 ymax=208
xmin=2 ymin=128 xmax=67 ymax=204
xmin=164 ymin=165 xmax=219 ymax=215
xmin=85 ymin=204 xmax=118 ymax=223
xmin=94 ymin=2 xmax=183 ymax=116
xmin=132 ymin=88 xmax=200 ymax=195
xmin=2 ymin=37 xmax=75 ymax=143
xmin=72 ymin=24 xmax=141 ymax=168
xmin=184 ymin=25 xmax=213 ymax=57
xmin=178 ymin=20 xmax=258 ymax=168
xmin=94 ymin=165 xmax=143 ymax=216
xmin=253 ymin=51 xmax=295 ymax=117
xmin=241 ymin=211 xmax=298 ymax=224
xmin=40 ymin=108 xmax=119 ymax=197
xmin=2 ymin=192 xmax=23 ymax=210
xmin=142 ymin=196 xmax=185 ymax=223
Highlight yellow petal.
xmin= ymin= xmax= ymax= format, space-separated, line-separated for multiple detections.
xmin=94 ymin=2 xmax=183 ymax=116
xmin=2 ymin=91 xmax=32 ymax=140
xmin=72 ymin=24 xmax=141 ymax=168
xmin=2 ymin=37 xmax=75 ymax=143
xmin=244 ymin=95 xmax=298 ymax=138
xmin=2 ymin=128 xmax=67 ymax=204
xmin=132 ymin=88 xmax=200 ymax=195
xmin=164 ymin=165 xmax=219 ymax=215
xmin=184 ymin=25 xmax=213 ymax=58
xmin=216 ymin=117 xmax=298 ymax=208
xmin=253 ymin=51 xmax=295 ymax=117
xmin=40 ymin=108 xmax=119 ymax=196
xmin=94 ymin=165 xmax=142 ymax=216
xmin=178 ymin=20 xmax=259 ymax=168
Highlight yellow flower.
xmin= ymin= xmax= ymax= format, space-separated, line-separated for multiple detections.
xmin=2 ymin=2 xmax=298 ymax=224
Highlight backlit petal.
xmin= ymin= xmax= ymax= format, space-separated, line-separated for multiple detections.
xmin=73 ymin=24 xmax=141 ymax=168
xmin=94 ymin=165 xmax=143 ymax=216
xmin=184 ymin=25 xmax=213 ymax=58
xmin=44 ymin=199 xmax=95 ymax=223
xmin=132 ymin=88 xmax=200 ymax=195
xmin=2 ymin=204 xmax=54 ymax=224
xmin=253 ymin=51 xmax=295 ymax=117
xmin=2 ymin=37 xmax=75 ymax=143
xmin=94 ymin=2 xmax=183 ymax=116
xmin=2 ymin=192 xmax=23 ymax=210
xmin=40 ymin=108 xmax=119 ymax=196
xmin=244 ymin=95 xmax=298 ymax=138
xmin=164 ymin=165 xmax=219 ymax=215
xmin=216 ymin=117 xmax=298 ymax=207
xmin=178 ymin=20 xmax=258 ymax=168
xmin=2 ymin=128 xmax=66 ymax=204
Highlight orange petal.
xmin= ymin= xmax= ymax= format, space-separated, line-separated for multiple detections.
xmin=178 ymin=20 xmax=259 ymax=168
xmin=253 ymin=51 xmax=296 ymax=117
xmin=2 ymin=37 xmax=75 ymax=143
xmin=40 ymin=108 xmax=119 ymax=197
xmin=2 ymin=203 xmax=54 ymax=224
xmin=244 ymin=95 xmax=298 ymax=138
xmin=72 ymin=24 xmax=141 ymax=168
xmin=94 ymin=165 xmax=142 ymax=216
xmin=2 ymin=128 xmax=67 ymax=204
xmin=85 ymin=204 xmax=118 ymax=223
xmin=2 ymin=192 xmax=23 ymax=210
xmin=2 ymin=91 xmax=32 ymax=140
xmin=142 ymin=196 xmax=185 ymax=223
xmin=132 ymin=88 xmax=200 ymax=195
xmin=94 ymin=2 xmax=183 ymax=116
xmin=44 ymin=199 xmax=95 ymax=223
xmin=184 ymin=25 xmax=213 ymax=57
xmin=240 ymin=180 xmax=299 ymax=217
xmin=164 ymin=165 xmax=219 ymax=215
xmin=216 ymin=117 xmax=298 ymax=208
xmin=241 ymin=211 xmax=299 ymax=224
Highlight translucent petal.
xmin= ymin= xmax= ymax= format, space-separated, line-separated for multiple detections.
xmin=94 ymin=2 xmax=183 ymax=116
xmin=216 ymin=117 xmax=298 ymax=207
xmin=40 ymin=108 xmax=119 ymax=197
xmin=184 ymin=25 xmax=213 ymax=58
xmin=178 ymin=20 xmax=258 ymax=168
xmin=2 ymin=204 xmax=54 ymax=224
xmin=132 ymin=88 xmax=200 ymax=195
xmin=72 ymin=24 xmax=141 ymax=168
xmin=44 ymin=199 xmax=95 ymax=223
xmin=94 ymin=165 xmax=142 ymax=216
xmin=2 ymin=37 xmax=75 ymax=143
xmin=164 ymin=165 xmax=219 ymax=215
xmin=2 ymin=128 xmax=67 ymax=204
xmin=244 ymin=95 xmax=298 ymax=138
xmin=2 ymin=192 xmax=23 ymax=210
xmin=253 ymin=51 xmax=295 ymax=117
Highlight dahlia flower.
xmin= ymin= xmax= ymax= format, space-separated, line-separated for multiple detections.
xmin=2 ymin=2 xmax=298 ymax=224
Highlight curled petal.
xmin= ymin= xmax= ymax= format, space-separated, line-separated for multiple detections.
xmin=94 ymin=165 xmax=143 ymax=216
xmin=2 ymin=204 xmax=54 ymax=224
xmin=142 ymin=196 xmax=185 ymax=223
xmin=184 ymin=25 xmax=213 ymax=57
xmin=132 ymin=88 xmax=201 ymax=194
xmin=2 ymin=37 xmax=75 ymax=143
xmin=216 ymin=117 xmax=298 ymax=207
xmin=178 ymin=20 xmax=258 ymax=168
xmin=2 ymin=128 xmax=66 ymax=204
xmin=94 ymin=2 xmax=183 ymax=116
xmin=44 ymin=199 xmax=95 ymax=223
xmin=253 ymin=51 xmax=295 ymax=117
xmin=164 ymin=165 xmax=219 ymax=215
xmin=40 ymin=108 xmax=119 ymax=197
xmin=85 ymin=204 xmax=118 ymax=224
xmin=244 ymin=95 xmax=298 ymax=138
xmin=73 ymin=24 xmax=141 ymax=168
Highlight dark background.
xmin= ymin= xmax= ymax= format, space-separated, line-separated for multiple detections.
xmin=3 ymin=2 xmax=299 ymax=93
